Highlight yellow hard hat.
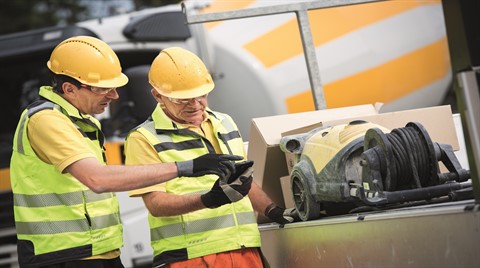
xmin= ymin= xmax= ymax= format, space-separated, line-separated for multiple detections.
xmin=47 ymin=36 xmax=128 ymax=88
xmin=148 ymin=47 xmax=214 ymax=99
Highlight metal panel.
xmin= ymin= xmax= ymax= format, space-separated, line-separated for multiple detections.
xmin=457 ymin=70 xmax=480 ymax=199
xmin=259 ymin=200 xmax=480 ymax=267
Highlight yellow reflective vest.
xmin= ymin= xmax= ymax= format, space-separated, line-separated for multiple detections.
xmin=10 ymin=86 xmax=123 ymax=267
xmin=129 ymin=106 xmax=261 ymax=267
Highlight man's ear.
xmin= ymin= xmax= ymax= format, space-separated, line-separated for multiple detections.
xmin=151 ymin=88 xmax=162 ymax=102
xmin=62 ymin=82 xmax=77 ymax=95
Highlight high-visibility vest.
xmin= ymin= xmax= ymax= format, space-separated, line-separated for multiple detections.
xmin=130 ymin=106 xmax=261 ymax=267
xmin=10 ymin=86 xmax=123 ymax=268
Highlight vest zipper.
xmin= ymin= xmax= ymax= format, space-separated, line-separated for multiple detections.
xmin=85 ymin=213 xmax=92 ymax=227
xmin=83 ymin=191 xmax=92 ymax=228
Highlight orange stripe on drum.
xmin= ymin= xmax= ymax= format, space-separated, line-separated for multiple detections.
xmin=245 ymin=0 xmax=439 ymax=68
xmin=286 ymin=38 xmax=450 ymax=112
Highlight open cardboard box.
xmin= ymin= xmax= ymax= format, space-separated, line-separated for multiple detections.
xmin=248 ymin=105 xmax=458 ymax=222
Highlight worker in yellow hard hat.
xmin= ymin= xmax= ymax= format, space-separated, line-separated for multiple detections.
xmin=10 ymin=36 xmax=240 ymax=268
xmin=124 ymin=47 xmax=298 ymax=268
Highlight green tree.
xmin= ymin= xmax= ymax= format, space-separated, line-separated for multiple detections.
xmin=0 ymin=0 xmax=89 ymax=35
xmin=133 ymin=0 xmax=181 ymax=10
xmin=0 ymin=0 xmax=184 ymax=36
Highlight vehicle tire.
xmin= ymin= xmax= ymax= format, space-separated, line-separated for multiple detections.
xmin=291 ymin=171 xmax=321 ymax=221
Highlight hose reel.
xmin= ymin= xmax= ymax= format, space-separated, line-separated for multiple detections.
xmin=357 ymin=122 xmax=470 ymax=206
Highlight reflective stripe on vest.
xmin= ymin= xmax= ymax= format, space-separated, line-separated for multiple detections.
xmin=14 ymin=190 xmax=112 ymax=207
xmin=14 ymin=190 xmax=120 ymax=234
xmin=151 ymin=211 xmax=257 ymax=240
xmin=15 ymin=101 xmax=57 ymax=155
xmin=15 ymin=212 xmax=119 ymax=234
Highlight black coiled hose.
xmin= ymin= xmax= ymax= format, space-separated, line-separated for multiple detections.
xmin=384 ymin=125 xmax=436 ymax=191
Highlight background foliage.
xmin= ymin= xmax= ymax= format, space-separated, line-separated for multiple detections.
xmin=0 ymin=0 xmax=181 ymax=36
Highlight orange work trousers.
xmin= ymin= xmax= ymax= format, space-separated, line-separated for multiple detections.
xmin=164 ymin=247 xmax=264 ymax=268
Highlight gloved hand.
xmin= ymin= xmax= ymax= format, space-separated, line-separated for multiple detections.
xmin=265 ymin=204 xmax=299 ymax=225
xmin=176 ymin=154 xmax=243 ymax=178
xmin=227 ymin=160 xmax=254 ymax=183
xmin=201 ymin=162 xmax=254 ymax=208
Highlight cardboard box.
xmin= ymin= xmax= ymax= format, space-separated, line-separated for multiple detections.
xmin=247 ymin=104 xmax=379 ymax=213
xmin=248 ymin=105 xmax=458 ymax=217
xmin=280 ymin=175 xmax=295 ymax=208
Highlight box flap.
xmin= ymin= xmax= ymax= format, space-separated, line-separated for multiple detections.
xmin=249 ymin=104 xmax=378 ymax=146
xmin=322 ymin=105 xmax=459 ymax=150
xmin=281 ymin=122 xmax=324 ymax=137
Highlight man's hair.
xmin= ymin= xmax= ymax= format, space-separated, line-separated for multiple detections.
xmin=51 ymin=73 xmax=81 ymax=94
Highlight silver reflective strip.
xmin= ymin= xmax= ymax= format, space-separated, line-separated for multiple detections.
xmin=14 ymin=191 xmax=112 ymax=207
xmin=185 ymin=214 xmax=235 ymax=234
xmin=221 ymin=117 xmax=236 ymax=132
xmin=142 ymin=122 xmax=157 ymax=136
xmin=157 ymin=135 xmax=174 ymax=143
xmin=151 ymin=211 xmax=256 ymax=241
xmin=15 ymin=114 xmax=28 ymax=154
xmin=142 ymin=121 xmax=173 ymax=143
xmin=15 ymin=212 xmax=120 ymax=235
xmin=15 ymin=218 xmax=90 ymax=235
xmin=16 ymin=102 xmax=57 ymax=154
xmin=85 ymin=191 xmax=113 ymax=202
xmin=90 ymin=213 xmax=120 ymax=230
xmin=236 ymin=211 xmax=257 ymax=226
xmin=27 ymin=102 xmax=55 ymax=117
xmin=151 ymin=222 xmax=184 ymax=241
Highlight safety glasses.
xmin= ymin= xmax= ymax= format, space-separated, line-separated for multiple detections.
xmin=168 ymin=94 xmax=208 ymax=105
xmin=81 ymin=84 xmax=117 ymax=95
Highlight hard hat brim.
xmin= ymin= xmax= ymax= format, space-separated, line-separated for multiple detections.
xmin=90 ymin=73 xmax=129 ymax=88
xmin=153 ymin=82 xmax=214 ymax=99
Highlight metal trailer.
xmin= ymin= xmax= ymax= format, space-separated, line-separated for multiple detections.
xmin=183 ymin=1 xmax=480 ymax=267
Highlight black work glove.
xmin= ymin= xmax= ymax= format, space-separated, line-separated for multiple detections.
xmin=201 ymin=161 xmax=254 ymax=208
xmin=265 ymin=204 xmax=299 ymax=225
xmin=176 ymin=154 xmax=243 ymax=178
